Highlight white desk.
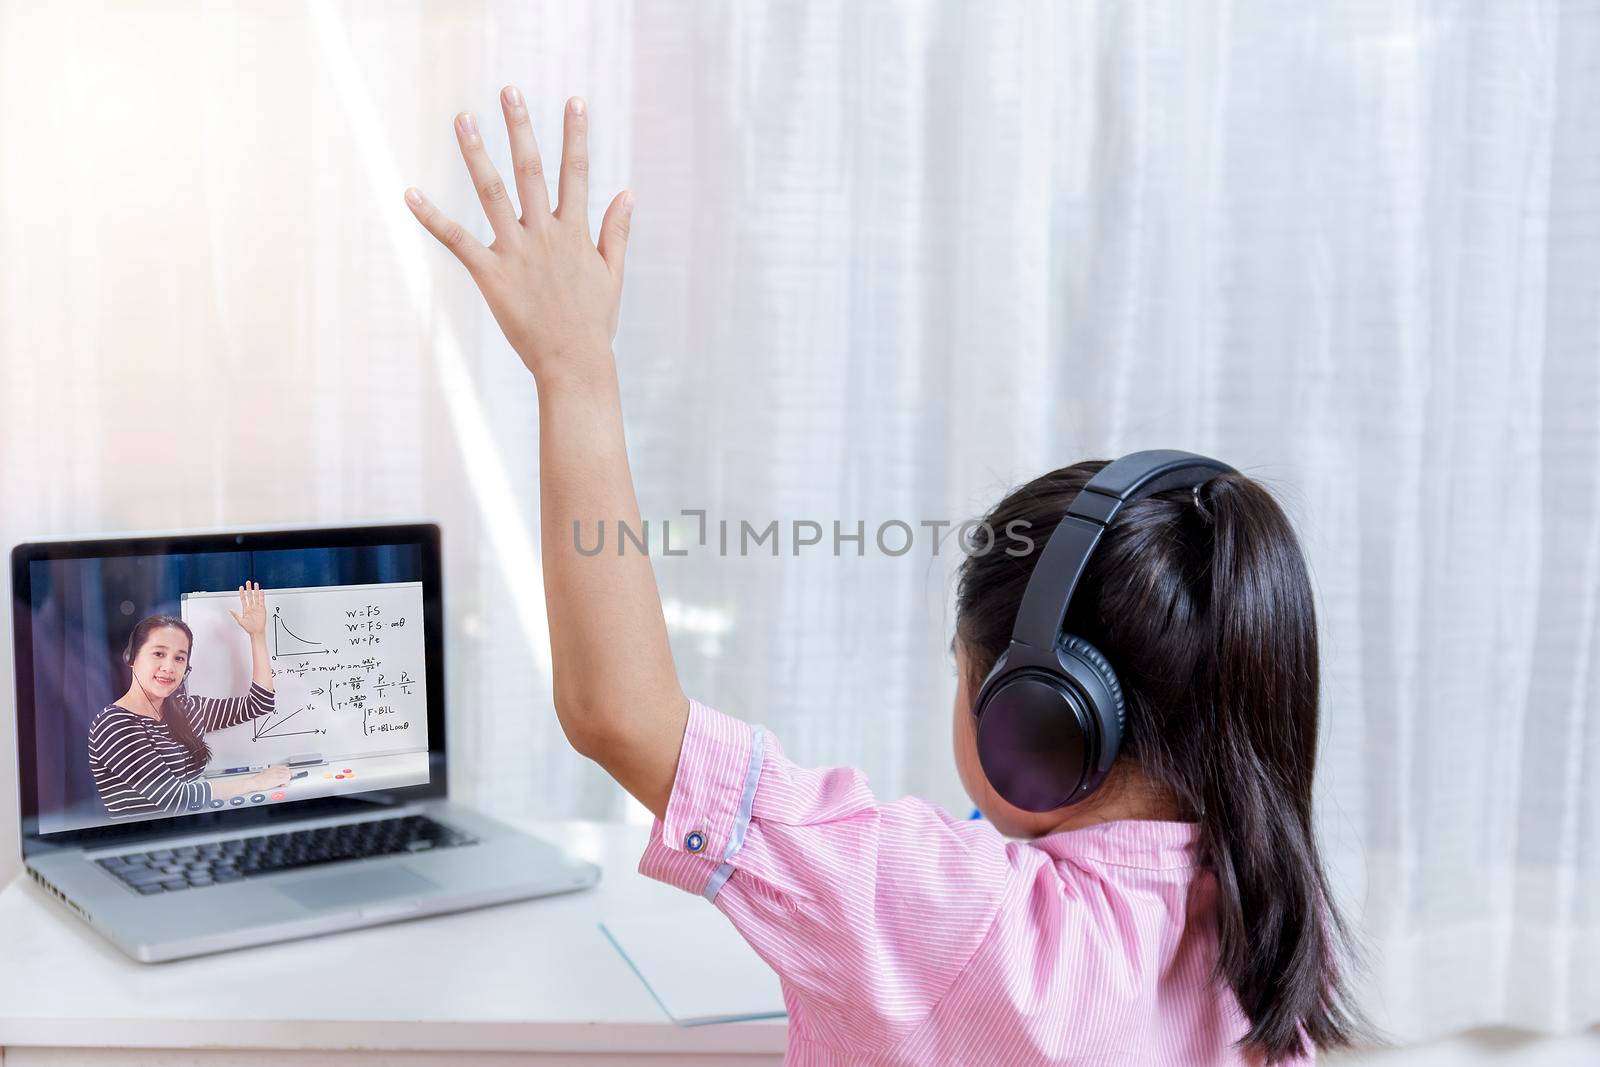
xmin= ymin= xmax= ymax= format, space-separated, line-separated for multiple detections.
xmin=0 ymin=819 xmax=787 ymax=1065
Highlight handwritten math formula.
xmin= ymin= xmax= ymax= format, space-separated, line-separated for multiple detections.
xmin=262 ymin=604 xmax=419 ymax=739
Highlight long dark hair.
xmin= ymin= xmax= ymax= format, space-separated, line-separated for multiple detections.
xmin=124 ymin=615 xmax=211 ymax=771
xmin=953 ymin=460 xmax=1379 ymax=1064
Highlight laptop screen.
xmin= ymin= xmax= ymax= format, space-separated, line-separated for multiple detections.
xmin=11 ymin=524 xmax=448 ymax=849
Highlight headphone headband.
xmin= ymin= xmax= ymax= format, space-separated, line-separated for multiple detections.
xmin=1008 ymin=449 xmax=1236 ymax=651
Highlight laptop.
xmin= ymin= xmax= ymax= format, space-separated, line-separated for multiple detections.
xmin=10 ymin=521 xmax=600 ymax=962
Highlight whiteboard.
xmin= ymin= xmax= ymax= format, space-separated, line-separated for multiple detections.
xmin=180 ymin=581 xmax=430 ymax=771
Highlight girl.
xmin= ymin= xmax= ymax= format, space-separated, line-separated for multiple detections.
xmin=88 ymin=582 xmax=290 ymax=819
xmin=405 ymin=89 xmax=1376 ymax=1065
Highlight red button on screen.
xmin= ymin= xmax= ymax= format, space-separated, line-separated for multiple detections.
xmin=270 ymin=791 xmax=285 ymax=801
xmin=343 ymin=768 xmax=352 ymax=774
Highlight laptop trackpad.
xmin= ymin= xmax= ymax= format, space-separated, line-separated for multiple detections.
xmin=275 ymin=865 xmax=440 ymax=911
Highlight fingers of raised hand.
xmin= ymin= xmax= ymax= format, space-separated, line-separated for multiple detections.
xmin=555 ymin=97 xmax=590 ymax=234
xmin=454 ymin=111 xmax=520 ymax=244
xmin=405 ymin=186 xmax=491 ymax=275
xmin=596 ymin=189 xmax=634 ymax=288
xmin=500 ymin=85 xmax=551 ymax=223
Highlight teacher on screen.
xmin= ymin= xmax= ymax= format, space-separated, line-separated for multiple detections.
xmin=87 ymin=581 xmax=291 ymax=819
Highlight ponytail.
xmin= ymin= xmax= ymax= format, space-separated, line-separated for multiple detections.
xmin=1187 ymin=474 xmax=1371 ymax=1061
xmin=954 ymin=462 xmax=1379 ymax=1063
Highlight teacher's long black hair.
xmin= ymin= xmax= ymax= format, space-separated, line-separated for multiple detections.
xmin=954 ymin=460 xmax=1380 ymax=1064
xmin=124 ymin=614 xmax=212 ymax=771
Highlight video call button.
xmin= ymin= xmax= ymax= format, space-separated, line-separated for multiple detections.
xmin=250 ymin=793 xmax=266 ymax=804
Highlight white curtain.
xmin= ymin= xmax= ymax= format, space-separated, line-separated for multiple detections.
xmin=0 ymin=0 xmax=1594 ymax=1047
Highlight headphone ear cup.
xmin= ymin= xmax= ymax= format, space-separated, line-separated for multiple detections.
xmin=970 ymin=636 xmax=1128 ymax=812
xmin=1056 ymin=634 xmax=1126 ymax=774
xmin=974 ymin=668 xmax=1089 ymax=813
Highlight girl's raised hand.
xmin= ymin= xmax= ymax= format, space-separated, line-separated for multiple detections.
xmin=405 ymin=90 xmax=633 ymax=391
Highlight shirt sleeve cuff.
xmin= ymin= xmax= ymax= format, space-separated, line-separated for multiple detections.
xmin=638 ymin=697 xmax=765 ymax=897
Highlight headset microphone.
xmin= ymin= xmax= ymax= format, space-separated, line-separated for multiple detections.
xmin=970 ymin=449 xmax=1236 ymax=813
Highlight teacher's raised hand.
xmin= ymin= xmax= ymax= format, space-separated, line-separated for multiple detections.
xmin=228 ymin=580 xmax=267 ymax=636
xmin=405 ymin=89 xmax=633 ymax=394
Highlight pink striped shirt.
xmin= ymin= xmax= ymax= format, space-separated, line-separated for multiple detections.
xmin=639 ymin=698 xmax=1314 ymax=1066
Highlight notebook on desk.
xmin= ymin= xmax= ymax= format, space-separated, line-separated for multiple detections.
xmin=601 ymin=906 xmax=787 ymax=1025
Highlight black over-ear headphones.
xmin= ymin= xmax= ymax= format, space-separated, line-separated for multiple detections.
xmin=970 ymin=449 xmax=1237 ymax=813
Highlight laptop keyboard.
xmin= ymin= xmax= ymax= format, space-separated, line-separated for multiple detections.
xmin=95 ymin=814 xmax=478 ymax=895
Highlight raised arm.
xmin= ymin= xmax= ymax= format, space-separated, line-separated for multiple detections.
xmin=184 ymin=683 xmax=276 ymax=733
xmin=187 ymin=581 xmax=278 ymax=733
xmin=405 ymin=89 xmax=688 ymax=819
xmin=228 ymin=581 xmax=274 ymax=690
